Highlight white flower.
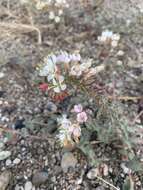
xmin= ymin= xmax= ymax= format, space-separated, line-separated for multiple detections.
xmin=102 ymin=30 xmax=113 ymax=38
xmin=57 ymin=115 xmax=81 ymax=146
xmin=112 ymin=34 xmax=120 ymax=41
xmin=39 ymin=54 xmax=57 ymax=78
xmin=98 ymin=30 xmax=120 ymax=47
xmin=98 ymin=30 xmax=113 ymax=42
xmin=57 ymin=114 xmax=71 ymax=127
xmin=111 ymin=40 xmax=118 ymax=47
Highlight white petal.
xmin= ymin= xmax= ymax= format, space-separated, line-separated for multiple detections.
xmin=54 ymin=86 xmax=61 ymax=93
xmin=50 ymin=54 xmax=57 ymax=64
xmin=112 ymin=34 xmax=120 ymax=41
xmin=52 ymin=78 xmax=58 ymax=86
xmin=58 ymin=75 xmax=64 ymax=82
xmin=61 ymin=84 xmax=66 ymax=90
xmin=47 ymin=74 xmax=54 ymax=81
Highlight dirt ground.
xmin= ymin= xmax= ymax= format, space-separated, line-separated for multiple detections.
xmin=0 ymin=0 xmax=143 ymax=190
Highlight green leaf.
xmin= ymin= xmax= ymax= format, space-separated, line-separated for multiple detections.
xmin=127 ymin=158 xmax=143 ymax=172
xmin=123 ymin=176 xmax=134 ymax=190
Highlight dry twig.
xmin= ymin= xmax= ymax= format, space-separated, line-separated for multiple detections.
xmin=0 ymin=22 xmax=42 ymax=44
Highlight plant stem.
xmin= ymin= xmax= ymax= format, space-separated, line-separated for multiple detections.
xmin=96 ymin=176 xmax=120 ymax=190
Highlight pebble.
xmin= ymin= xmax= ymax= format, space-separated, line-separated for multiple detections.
xmin=95 ymin=186 xmax=105 ymax=190
xmin=87 ymin=168 xmax=99 ymax=179
xmin=0 ymin=142 xmax=4 ymax=150
xmin=117 ymin=50 xmax=124 ymax=56
xmin=0 ymin=171 xmax=12 ymax=190
xmin=14 ymin=119 xmax=25 ymax=130
xmin=13 ymin=158 xmax=21 ymax=165
xmin=32 ymin=171 xmax=48 ymax=186
xmin=102 ymin=163 xmax=109 ymax=176
xmin=0 ymin=72 xmax=5 ymax=78
xmin=117 ymin=60 xmax=123 ymax=66
xmin=1 ymin=117 xmax=9 ymax=122
xmin=75 ymin=178 xmax=83 ymax=185
xmin=46 ymin=102 xmax=57 ymax=113
xmin=61 ymin=152 xmax=77 ymax=173
xmin=15 ymin=185 xmax=24 ymax=190
xmin=120 ymin=163 xmax=131 ymax=174
xmin=0 ymin=151 xmax=11 ymax=161
xmin=5 ymin=159 xmax=12 ymax=166
xmin=24 ymin=181 xmax=33 ymax=190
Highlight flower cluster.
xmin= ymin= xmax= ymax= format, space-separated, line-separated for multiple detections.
xmin=98 ymin=30 xmax=120 ymax=48
xmin=38 ymin=51 xmax=99 ymax=95
xmin=57 ymin=104 xmax=88 ymax=147
xmin=57 ymin=115 xmax=81 ymax=147
xmin=21 ymin=0 xmax=69 ymax=23
xmin=73 ymin=104 xmax=88 ymax=123
xmin=38 ymin=52 xmax=67 ymax=93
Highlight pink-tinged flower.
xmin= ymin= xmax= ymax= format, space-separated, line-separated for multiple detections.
xmin=77 ymin=111 xmax=88 ymax=123
xmin=73 ymin=127 xmax=81 ymax=138
xmin=73 ymin=104 xmax=83 ymax=113
xmin=39 ymin=83 xmax=48 ymax=92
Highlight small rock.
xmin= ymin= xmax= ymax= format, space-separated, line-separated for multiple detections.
xmin=120 ymin=163 xmax=131 ymax=174
xmin=46 ymin=102 xmax=57 ymax=113
xmin=1 ymin=117 xmax=9 ymax=122
xmin=76 ymin=178 xmax=83 ymax=185
xmin=102 ymin=164 xmax=109 ymax=176
xmin=117 ymin=60 xmax=123 ymax=66
xmin=0 ymin=171 xmax=12 ymax=190
xmin=61 ymin=152 xmax=77 ymax=173
xmin=15 ymin=184 xmax=24 ymax=190
xmin=24 ymin=181 xmax=33 ymax=190
xmin=117 ymin=50 xmax=124 ymax=56
xmin=95 ymin=186 xmax=105 ymax=190
xmin=13 ymin=158 xmax=21 ymax=165
xmin=87 ymin=168 xmax=99 ymax=180
xmin=14 ymin=119 xmax=25 ymax=130
xmin=0 ymin=72 xmax=5 ymax=78
xmin=0 ymin=91 xmax=5 ymax=98
xmin=5 ymin=159 xmax=12 ymax=166
xmin=0 ymin=142 xmax=4 ymax=150
xmin=0 ymin=151 xmax=11 ymax=161
xmin=51 ymin=176 xmax=56 ymax=183
xmin=32 ymin=171 xmax=48 ymax=186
